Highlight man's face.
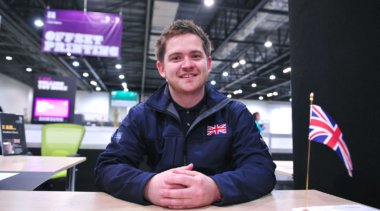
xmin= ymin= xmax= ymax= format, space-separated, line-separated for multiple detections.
xmin=157 ymin=33 xmax=211 ymax=96
xmin=5 ymin=143 xmax=13 ymax=153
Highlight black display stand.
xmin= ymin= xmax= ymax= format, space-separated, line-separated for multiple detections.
xmin=0 ymin=113 xmax=28 ymax=156
xmin=289 ymin=0 xmax=380 ymax=208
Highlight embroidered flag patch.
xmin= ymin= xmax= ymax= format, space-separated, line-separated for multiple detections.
xmin=207 ymin=124 xmax=227 ymax=136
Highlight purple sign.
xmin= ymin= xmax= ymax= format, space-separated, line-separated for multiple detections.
xmin=41 ymin=9 xmax=123 ymax=58
xmin=34 ymin=98 xmax=70 ymax=118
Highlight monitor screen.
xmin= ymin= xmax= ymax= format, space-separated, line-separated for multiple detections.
xmin=33 ymin=98 xmax=70 ymax=118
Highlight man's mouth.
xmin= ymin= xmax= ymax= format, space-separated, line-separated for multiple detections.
xmin=180 ymin=74 xmax=197 ymax=78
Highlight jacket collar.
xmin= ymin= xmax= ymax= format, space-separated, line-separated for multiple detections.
xmin=146 ymin=82 xmax=229 ymax=112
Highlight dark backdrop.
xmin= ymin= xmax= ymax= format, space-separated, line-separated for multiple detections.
xmin=289 ymin=0 xmax=380 ymax=208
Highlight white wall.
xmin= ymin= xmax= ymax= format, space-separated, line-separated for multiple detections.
xmin=75 ymin=90 xmax=110 ymax=121
xmin=238 ymin=99 xmax=292 ymax=134
xmin=0 ymin=73 xmax=33 ymax=121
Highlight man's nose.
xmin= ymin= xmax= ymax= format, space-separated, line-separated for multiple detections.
xmin=181 ymin=57 xmax=194 ymax=70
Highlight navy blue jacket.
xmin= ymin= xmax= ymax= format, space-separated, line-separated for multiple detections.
xmin=94 ymin=82 xmax=276 ymax=206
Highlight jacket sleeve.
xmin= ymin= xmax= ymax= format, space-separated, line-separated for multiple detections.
xmin=94 ymin=106 xmax=156 ymax=205
xmin=210 ymin=104 xmax=276 ymax=206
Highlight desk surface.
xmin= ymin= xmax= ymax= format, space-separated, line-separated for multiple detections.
xmin=274 ymin=160 xmax=293 ymax=177
xmin=0 ymin=156 xmax=86 ymax=172
xmin=0 ymin=190 xmax=374 ymax=211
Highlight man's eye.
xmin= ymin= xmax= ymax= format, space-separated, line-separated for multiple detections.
xmin=172 ymin=57 xmax=179 ymax=60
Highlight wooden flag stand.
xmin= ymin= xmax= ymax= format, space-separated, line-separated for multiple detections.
xmin=303 ymin=92 xmax=314 ymax=211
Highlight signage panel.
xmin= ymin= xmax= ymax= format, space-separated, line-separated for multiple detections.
xmin=41 ymin=9 xmax=123 ymax=58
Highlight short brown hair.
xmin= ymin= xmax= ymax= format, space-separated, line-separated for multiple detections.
xmin=155 ymin=20 xmax=211 ymax=63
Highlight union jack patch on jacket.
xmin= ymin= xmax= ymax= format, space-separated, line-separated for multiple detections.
xmin=207 ymin=124 xmax=227 ymax=136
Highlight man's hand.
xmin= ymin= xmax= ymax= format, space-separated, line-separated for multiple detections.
xmin=143 ymin=164 xmax=193 ymax=206
xmin=159 ymin=168 xmax=221 ymax=209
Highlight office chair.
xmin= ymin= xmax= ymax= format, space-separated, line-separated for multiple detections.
xmin=41 ymin=123 xmax=85 ymax=181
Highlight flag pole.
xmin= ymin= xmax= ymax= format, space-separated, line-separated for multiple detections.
xmin=304 ymin=92 xmax=314 ymax=211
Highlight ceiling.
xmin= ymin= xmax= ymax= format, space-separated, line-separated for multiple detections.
xmin=0 ymin=0 xmax=290 ymax=102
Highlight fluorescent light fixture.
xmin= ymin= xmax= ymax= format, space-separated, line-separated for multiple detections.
xmin=73 ymin=61 xmax=79 ymax=67
xmin=259 ymin=96 xmax=264 ymax=100
xmin=267 ymin=93 xmax=273 ymax=97
xmin=67 ymin=53 xmax=72 ymax=56
xmin=227 ymin=94 xmax=232 ymax=98
xmin=264 ymin=40 xmax=272 ymax=48
xmin=232 ymin=62 xmax=239 ymax=68
xmin=222 ymin=72 xmax=228 ymax=77
xmin=283 ymin=67 xmax=291 ymax=73
xmin=119 ymin=75 xmax=125 ymax=79
xmin=273 ymin=92 xmax=278 ymax=96
xmin=5 ymin=56 xmax=12 ymax=60
xmin=96 ymin=87 xmax=101 ymax=91
xmin=211 ymin=80 xmax=216 ymax=85
xmin=239 ymin=60 xmax=246 ymax=65
xmin=251 ymin=83 xmax=257 ymax=87
xmin=270 ymin=74 xmax=276 ymax=80
xmin=115 ymin=64 xmax=122 ymax=69
xmin=26 ymin=68 xmax=32 ymax=72
xmin=83 ymin=72 xmax=89 ymax=77
xmin=122 ymin=82 xmax=127 ymax=87
xmin=34 ymin=20 xmax=44 ymax=27
xmin=204 ymin=0 xmax=214 ymax=6
xmin=90 ymin=81 xmax=97 ymax=86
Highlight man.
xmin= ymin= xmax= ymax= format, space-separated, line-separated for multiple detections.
xmin=3 ymin=140 xmax=15 ymax=155
xmin=95 ymin=20 xmax=276 ymax=209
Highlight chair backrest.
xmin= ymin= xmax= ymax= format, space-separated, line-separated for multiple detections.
xmin=41 ymin=123 xmax=85 ymax=157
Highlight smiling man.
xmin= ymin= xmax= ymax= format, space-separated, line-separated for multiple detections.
xmin=95 ymin=20 xmax=276 ymax=209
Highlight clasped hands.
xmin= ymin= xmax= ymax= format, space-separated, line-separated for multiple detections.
xmin=143 ymin=164 xmax=220 ymax=209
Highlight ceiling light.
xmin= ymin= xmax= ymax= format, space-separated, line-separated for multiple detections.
xmin=264 ymin=40 xmax=272 ymax=48
xmin=204 ymin=0 xmax=214 ymax=6
xmin=232 ymin=62 xmax=239 ymax=68
xmin=5 ymin=56 xmax=12 ymax=60
xmin=211 ymin=80 xmax=216 ymax=85
xmin=124 ymin=88 xmax=129 ymax=92
xmin=273 ymin=92 xmax=278 ymax=96
xmin=83 ymin=72 xmax=89 ymax=77
xmin=34 ymin=20 xmax=44 ymax=27
xmin=259 ymin=96 xmax=264 ymax=100
xmin=96 ymin=87 xmax=101 ymax=91
xmin=289 ymin=98 xmax=292 ymax=102
xmin=90 ymin=81 xmax=97 ymax=86
xmin=270 ymin=74 xmax=276 ymax=80
xmin=238 ymin=89 xmax=242 ymax=94
xmin=251 ymin=83 xmax=257 ymax=87
xmin=239 ymin=60 xmax=246 ymax=65
xmin=227 ymin=94 xmax=232 ymax=98
xmin=283 ymin=67 xmax=291 ymax=73
xmin=122 ymin=82 xmax=127 ymax=87
xmin=222 ymin=72 xmax=228 ymax=77
xmin=115 ymin=64 xmax=122 ymax=69
xmin=233 ymin=91 xmax=238 ymax=95
xmin=26 ymin=68 xmax=32 ymax=72
xmin=267 ymin=93 xmax=273 ymax=97
xmin=119 ymin=75 xmax=125 ymax=79
xmin=73 ymin=61 xmax=79 ymax=67
xmin=67 ymin=53 xmax=71 ymax=56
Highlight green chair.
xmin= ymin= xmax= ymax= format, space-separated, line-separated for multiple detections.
xmin=41 ymin=123 xmax=85 ymax=181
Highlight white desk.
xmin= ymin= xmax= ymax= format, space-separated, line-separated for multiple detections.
xmin=274 ymin=160 xmax=293 ymax=177
xmin=0 ymin=156 xmax=86 ymax=191
xmin=0 ymin=190 xmax=377 ymax=211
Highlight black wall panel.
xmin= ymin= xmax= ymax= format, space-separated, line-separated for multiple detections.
xmin=289 ymin=0 xmax=380 ymax=208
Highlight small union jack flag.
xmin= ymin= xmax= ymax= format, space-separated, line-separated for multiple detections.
xmin=309 ymin=105 xmax=353 ymax=177
xmin=207 ymin=124 xmax=227 ymax=136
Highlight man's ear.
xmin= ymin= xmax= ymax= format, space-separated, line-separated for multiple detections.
xmin=157 ymin=61 xmax=166 ymax=78
xmin=207 ymin=56 xmax=212 ymax=74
